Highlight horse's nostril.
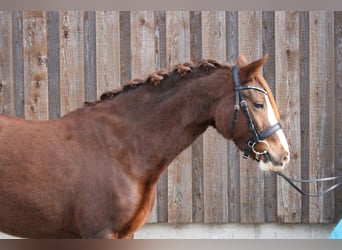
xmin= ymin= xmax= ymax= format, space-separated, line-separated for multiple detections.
xmin=282 ymin=152 xmax=290 ymax=163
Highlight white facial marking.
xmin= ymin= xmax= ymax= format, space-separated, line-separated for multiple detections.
xmin=258 ymin=96 xmax=290 ymax=171
xmin=259 ymin=160 xmax=270 ymax=171
xmin=265 ymin=96 xmax=290 ymax=152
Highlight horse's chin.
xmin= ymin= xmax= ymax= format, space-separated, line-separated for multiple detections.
xmin=258 ymin=160 xmax=286 ymax=172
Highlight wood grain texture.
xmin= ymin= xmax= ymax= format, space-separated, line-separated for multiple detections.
xmin=96 ymin=11 xmax=121 ymax=98
xmin=166 ymin=11 xmax=192 ymax=224
xmin=59 ymin=11 xmax=84 ymax=116
xmin=84 ymin=11 xmax=97 ymax=102
xmin=0 ymin=11 xmax=14 ymax=115
xmin=12 ymin=11 xmax=25 ymax=117
xmin=131 ymin=11 xmax=155 ymax=79
xmin=309 ymin=11 xmax=334 ymax=223
xmin=225 ymin=11 xmax=241 ymax=223
xmin=334 ymin=11 xmax=342 ymax=221
xmin=238 ymin=11 xmax=265 ymax=223
xmin=262 ymin=11 xmax=277 ymax=223
xmin=190 ymin=10 xmax=204 ymax=223
xmin=154 ymin=11 xmax=168 ymax=223
xmin=119 ymin=11 xmax=131 ymax=85
xmin=23 ymin=11 xmax=49 ymax=120
xmin=275 ymin=11 xmax=302 ymax=223
xmin=0 ymin=11 xmax=340 ymax=224
xmin=202 ymin=11 xmax=228 ymax=223
xmin=47 ymin=11 xmax=61 ymax=119
xmin=299 ymin=11 xmax=310 ymax=223
xmin=131 ymin=11 xmax=157 ymax=223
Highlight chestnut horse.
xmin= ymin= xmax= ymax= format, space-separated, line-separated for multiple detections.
xmin=0 ymin=55 xmax=290 ymax=238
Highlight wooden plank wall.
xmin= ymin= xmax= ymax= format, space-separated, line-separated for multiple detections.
xmin=0 ymin=11 xmax=340 ymax=224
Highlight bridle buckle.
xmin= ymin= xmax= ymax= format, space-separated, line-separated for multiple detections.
xmin=231 ymin=65 xmax=282 ymax=162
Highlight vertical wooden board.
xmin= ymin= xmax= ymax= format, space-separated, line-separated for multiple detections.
xmin=96 ymin=11 xmax=121 ymax=99
xmin=225 ymin=11 xmax=238 ymax=64
xmin=60 ymin=11 xmax=85 ymax=116
xmin=167 ymin=147 xmax=193 ymax=223
xmin=131 ymin=11 xmax=155 ymax=79
xmin=155 ymin=11 xmax=167 ymax=70
xmin=23 ymin=11 xmax=49 ymax=120
xmin=190 ymin=10 xmax=204 ymax=223
xmin=154 ymin=11 xmax=168 ymax=223
xmin=275 ymin=11 xmax=302 ymax=223
xmin=262 ymin=11 xmax=277 ymax=223
xmin=299 ymin=11 xmax=310 ymax=223
xmin=47 ymin=11 xmax=61 ymax=119
xmin=334 ymin=11 xmax=342 ymax=220
xmin=119 ymin=11 xmax=131 ymax=85
xmin=309 ymin=11 xmax=334 ymax=223
xmin=262 ymin=11 xmax=276 ymax=93
xmin=226 ymin=11 xmax=241 ymax=223
xmin=202 ymin=11 xmax=228 ymax=223
xmin=12 ymin=11 xmax=25 ymax=117
xmin=84 ymin=11 xmax=97 ymax=102
xmin=0 ymin=11 xmax=14 ymax=115
xmin=130 ymin=11 xmax=157 ymax=223
xmin=238 ymin=11 xmax=265 ymax=223
xmin=166 ymin=11 xmax=192 ymax=224
xmin=190 ymin=11 xmax=202 ymax=61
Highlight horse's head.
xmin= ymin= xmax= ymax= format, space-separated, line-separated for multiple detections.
xmin=215 ymin=54 xmax=290 ymax=171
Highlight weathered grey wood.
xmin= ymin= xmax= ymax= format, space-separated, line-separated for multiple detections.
xmin=334 ymin=11 xmax=342 ymax=221
xmin=275 ymin=11 xmax=302 ymax=223
xmin=154 ymin=10 xmax=168 ymax=223
xmin=119 ymin=11 xmax=131 ymax=85
xmin=202 ymin=11 xmax=228 ymax=223
xmin=225 ymin=11 xmax=238 ymax=64
xmin=238 ymin=11 xmax=265 ymax=223
xmin=131 ymin=11 xmax=155 ymax=79
xmin=190 ymin=10 xmax=204 ymax=223
xmin=95 ymin=11 xmax=121 ymax=99
xmin=226 ymin=11 xmax=241 ymax=223
xmin=262 ymin=11 xmax=276 ymax=93
xmin=12 ymin=11 xmax=25 ymax=117
xmin=299 ymin=11 xmax=310 ymax=223
xmin=309 ymin=11 xmax=334 ymax=223
xmin=59 ymin=11 xmax=85 ymax=116
xmin=0 ymin=11 xmax=14 ymax=115
xmin=131 ymin=11 xmax=157 ymax=223
xmin=84 ymin=11 xmax=97 ymax=102
xmin=166 ymin=11 xmax=192 ymax=224
xmin=262 ymin=11 xmax=277 ymax=223
xmin=47 ymin=11 xmax=61 ymax=119
xmin=23 ymin=11 xmax=49 ymax=120
xmin=1 ymin=11 xmax=340 ymax=225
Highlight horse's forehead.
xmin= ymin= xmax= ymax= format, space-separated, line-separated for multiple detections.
xmin=255 ymin=74 xmax=280 ymax=121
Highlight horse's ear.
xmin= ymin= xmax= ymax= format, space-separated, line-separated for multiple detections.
xmin=239 ymin=54 xmax=268 ymax=82
xmin=236 ymin=54 xmax=249 ymax=67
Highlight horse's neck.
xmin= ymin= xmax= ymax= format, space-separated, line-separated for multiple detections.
xmin=92 ymin=69 xmax=231 ymax=181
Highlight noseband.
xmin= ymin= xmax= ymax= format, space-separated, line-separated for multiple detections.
xmin=230 ymin=66 xmax=342 ymax=197
xmin=230 ymin=66 xmax=282 ymax=161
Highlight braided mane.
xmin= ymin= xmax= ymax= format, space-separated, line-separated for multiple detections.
xmin=84 ymin=59 xmax=230 ymax=106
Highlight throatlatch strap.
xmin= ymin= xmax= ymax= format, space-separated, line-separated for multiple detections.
xmin=230 ymin=65 xmax=283 ymax=159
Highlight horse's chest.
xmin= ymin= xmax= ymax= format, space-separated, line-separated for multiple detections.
xmin=118 ymin=184 xmax=156 ymax=238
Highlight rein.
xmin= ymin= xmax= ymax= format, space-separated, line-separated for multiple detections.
xmin=230 ymin=65 xmax=342 ymax=197
xmin=276 ymin=171 xmax=342 ymax=197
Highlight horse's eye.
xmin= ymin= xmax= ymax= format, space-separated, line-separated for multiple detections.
xmin=253 ymin=102 xmax=264 ymax=109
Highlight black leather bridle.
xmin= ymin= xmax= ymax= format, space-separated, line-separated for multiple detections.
xmin=230 ymin=65 xmax=342 ymax=197
xmin=230 ymin=65 xmax=282 ymax=161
